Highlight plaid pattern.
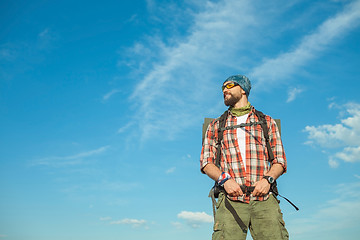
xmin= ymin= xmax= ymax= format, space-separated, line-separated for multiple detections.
xmin=200 ymin=107 xmax=287 ymax=202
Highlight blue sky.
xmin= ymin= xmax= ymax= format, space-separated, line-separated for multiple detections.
xmin=1 ymin=0 xmax=360 ymax=239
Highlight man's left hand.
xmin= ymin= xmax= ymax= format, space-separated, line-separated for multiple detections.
xmin=252 ymin=178 xmax=271 ymax=197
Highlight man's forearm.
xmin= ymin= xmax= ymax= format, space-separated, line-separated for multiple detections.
xmin=202 ymin=163 xmax=222 ymax=181
xmin=203 ymin=163 xmax=243 ymax=196
xmin=265 ymin=163 xmax=284 ymax=180
xmin=252 ymin=163 xmax=285 ymax=197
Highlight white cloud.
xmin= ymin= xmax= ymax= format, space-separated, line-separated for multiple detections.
xmin=251 ymin=0 xmax=360 ymax=87
xmin=110 ymin=218 xmax=147 ymax=228
xmin=166 ymin=167 xmax=176 ymax=174
xmin=304 ymin=102 xmax=360 ymax=166
xmin=171 ymin=221 xmax=184 ymax=229
xmin=0 ymin=45 xmax=16 ymax=61
xmin=100 ymin=216 xmax=112 ymax=221
xmin=37 ymin=28 xmax=57 ymax=49
xmin=335 ymin=146 xmax=360 ymax=162
xmin=117 ymin=122 xmax=134 ymax=134
xmin=328 ymin=158 xmax=339 ymax=168
xmin=38 ymin=28 xmax=50 ymax=39
xmin=304 ymin=124 xmax=352 ymax=148
xmin=177 ymin=211 xmax=213 ymax=228
xmin=103 ymin=89 xmax=121 ymax=101
xmin=31 ymin=145 xmax=110 ymax=167
xmin=287 ymin=87 xmax=304 ymax=102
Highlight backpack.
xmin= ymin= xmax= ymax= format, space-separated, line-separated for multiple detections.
xmin=203 ymin=109 xmax=299 ymax=211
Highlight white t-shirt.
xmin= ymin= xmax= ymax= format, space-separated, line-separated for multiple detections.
xmin=236 ymin=113 xmax=249 ymax=171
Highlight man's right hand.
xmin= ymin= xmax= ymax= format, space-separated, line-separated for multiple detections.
xmin=224 ymin=178 xmax=243 ymax=197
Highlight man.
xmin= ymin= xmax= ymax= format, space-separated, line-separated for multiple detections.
xmin=200 ymin=75 xmax=289 ymax=240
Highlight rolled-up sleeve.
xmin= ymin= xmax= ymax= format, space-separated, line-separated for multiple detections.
xmin=200 ymin=119 xmax=218 ymax=173
xmin=268 ymin=117 xmax=287 ymax=173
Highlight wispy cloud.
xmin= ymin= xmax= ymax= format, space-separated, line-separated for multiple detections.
xmin=177 ymin=211 xmax=213 ymax=228
xmin=126 ymin=0 xmax=265 ymax=141
xmin=117 ymin=122 xmax=134 ymax=134
xmin=38 ymin=28 xmax=51 ymax=39
xmin=3 ymin=27 xmax=54 ymax=58
xmin=328 ymin=157 xmax=340 ymax=169
xmin=251 ymin=0 xmax=360 ymax=87
xmin=124 ymin=0 xmax=360 ymax=141
xmin=287 ymin=87 xmax=304 ymax=102
xmin=165 ymin=167 xmax=176 ymax=174
xmin=110 ymin=218 xmax=148 ymax=228
xmin=100 ymin=215 xmax=148 ymax=228
xmin=31 ymin=145 xmax=110 ymax=167
xmin=1 ymin=27 xmax=58 ymax=81
xmin=103 ymin=89 xmax=121 ymax=101
xmin=37 ymin=28 xmax=57 ymax=50
xmin=0 ymin=44 xmax=17 ymax=61
xmin=289 ymin=181 xmax=360 ymax=238
xmin=171 ymin=221 xmax=183 ymax=229
xmin=100 ymin=216 xmax=112 ymax=221
xmin=304 ymin=102 xmax=360 ymax=167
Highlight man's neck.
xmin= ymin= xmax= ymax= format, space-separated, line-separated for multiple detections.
xmin=232 ymin=99 xmax=249 ymax=109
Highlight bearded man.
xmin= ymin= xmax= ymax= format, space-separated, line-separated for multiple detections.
xmin=200 ymin=74 xmax=289 ymax=240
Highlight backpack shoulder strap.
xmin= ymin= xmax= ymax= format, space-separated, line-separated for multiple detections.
xmin=215 ymin=110 xmax=228 ymax=168
xmin=254 ymin=109 xmax=275 ymax=162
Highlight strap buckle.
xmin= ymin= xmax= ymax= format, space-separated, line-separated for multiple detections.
xmin=240 ymin=185 xmax=255 ymax=196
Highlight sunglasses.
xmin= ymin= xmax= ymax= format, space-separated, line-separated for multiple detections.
xmin=222 ymin=82 xmax=239 ymax=91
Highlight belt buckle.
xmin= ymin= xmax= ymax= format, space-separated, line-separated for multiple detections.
xmin=245 ymin=186 xmax=252 ymax=196
xmin=241 ymin=185 xmax=252 ymax=196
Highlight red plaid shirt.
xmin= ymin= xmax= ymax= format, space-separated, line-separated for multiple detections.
xmin=200 ymin=107 xmax=287 ymax=202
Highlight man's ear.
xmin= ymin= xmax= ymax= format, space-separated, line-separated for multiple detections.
xmin=240 ymin=88 xmax=246 ymax=95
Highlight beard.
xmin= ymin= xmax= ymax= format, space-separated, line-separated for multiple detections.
xmin=224 ymin=93 xmax=240 ymax=107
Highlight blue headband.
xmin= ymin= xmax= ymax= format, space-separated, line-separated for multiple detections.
xmin=223 ymin=74 xmax=251 ymax=97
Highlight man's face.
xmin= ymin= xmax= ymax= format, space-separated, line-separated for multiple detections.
xmin=222 ymin=81 xmax=244 ymax=107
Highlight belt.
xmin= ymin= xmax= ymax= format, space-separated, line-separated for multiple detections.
xmin=240 ymin=185 xmax=255 ymax=196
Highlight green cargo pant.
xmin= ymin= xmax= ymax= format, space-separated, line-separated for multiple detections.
xmin=213 ymin=193 xmax=289 ymax=240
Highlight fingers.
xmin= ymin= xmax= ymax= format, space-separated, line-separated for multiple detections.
xmin=224 ymin=179 xmax=271 ymax=197
xmin=229 ymin=188 xmax=243 ymax=197
xmin=224 ymin=179 xmax=243 ymax=197
xmin=252 ymin=180 xmax=270 ymax=197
